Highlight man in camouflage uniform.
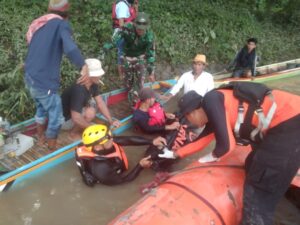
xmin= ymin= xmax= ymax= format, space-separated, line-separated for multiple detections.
xmin=104 ymin=12 xmax=155 ymax=106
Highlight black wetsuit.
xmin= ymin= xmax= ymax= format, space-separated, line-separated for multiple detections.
xmin=76 ymin=136 xmax=153 ymax=186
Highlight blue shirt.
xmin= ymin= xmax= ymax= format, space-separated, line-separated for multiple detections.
xmin=24 ymin=18 xmax=85 ymax=93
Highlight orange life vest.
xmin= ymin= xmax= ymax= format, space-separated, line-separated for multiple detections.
xmin=112 ymin=0 xmax=137 ymax=29
xmin=76 ymin=143 xmax=129 ymax=170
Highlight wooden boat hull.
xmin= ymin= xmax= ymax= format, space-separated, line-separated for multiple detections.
xmin=214 ymin=58 xmax=300 ymax=87
xmin=0 ymin=79 xmax=176 ymax=192
xmin=109 ymin=146 xmax=300 ymax=225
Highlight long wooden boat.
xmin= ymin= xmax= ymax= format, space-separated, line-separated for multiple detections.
xmin=156 ymin=59 xmax=300 ymax=88
xmin=109 ymin=145 xmax=300 ymax=225
xmin=214 ymin=58 xmax=300 ymax=86
xmin=0 ymin=79 xmax=176 ymax=192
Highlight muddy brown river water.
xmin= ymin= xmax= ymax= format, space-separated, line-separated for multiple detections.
xmin=1 ymin=76 xmax=300 ymax=225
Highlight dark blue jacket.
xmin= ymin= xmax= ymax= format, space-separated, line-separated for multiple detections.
xmin=25 ymin=18 xmax=85 ymax=93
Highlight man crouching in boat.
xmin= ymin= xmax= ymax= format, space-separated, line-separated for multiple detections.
xmin=158 ymin=82 xmax=300 ymax=225
xmin=75 ymin=124 xmax=166 ymax=186
xmin=61 ymin=59 xmax=120 ymax=140
xmin=227 ymin=38 xmax=258 ymax=78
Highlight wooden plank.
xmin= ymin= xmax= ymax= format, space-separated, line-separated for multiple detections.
xmin=27 ymin=149 xmax=45 ymax=159
xmin=17 ymin=155 xmax=31 ymax=164
xmin=6 ymin=156 xmax=24 ymax=169
xmin=22 ymin=152 xmax=36 ymax=161
xmin=0 ymin=158 xmax=16 ymax=170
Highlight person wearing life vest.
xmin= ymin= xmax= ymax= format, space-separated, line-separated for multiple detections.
xmin=133 ymin=87 xmax=180 ymax=134
xmin=103 ymin=12 xmax=156 ymax=107
xmin=111 ymin=0 xmax=138 ymax=79
xmin=112 ymin=0 xmax=138 ymax=29
xmin=158 ymin=82 xmax=300 ymax=225
xmin=75 ymin=124 xmax=166 ymax=186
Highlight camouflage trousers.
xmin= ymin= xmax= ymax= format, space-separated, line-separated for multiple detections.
xmin=121 ymin=55 xmax=147 ymax=106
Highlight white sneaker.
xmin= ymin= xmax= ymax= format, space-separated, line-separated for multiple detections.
xmin=198 ymin=152 xmax=219 ymax=163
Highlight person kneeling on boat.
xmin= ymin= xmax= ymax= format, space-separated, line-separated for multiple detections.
xmin=61 ymin=58 xmax=120 ymax=140
xmin=226 ymin=38 xmax=258 ymax=78
xmin=133 ymin=87 xmax=180 ymax=134
xmin=75 ymin=124 xmax=166 ymax=186
xmin=158 ymin=82 xmax=300 ymax=225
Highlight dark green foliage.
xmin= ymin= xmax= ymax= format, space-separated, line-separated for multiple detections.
xmin=0 ymin=0 xmax=299 ymax=123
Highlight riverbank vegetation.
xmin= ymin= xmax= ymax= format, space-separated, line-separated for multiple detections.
xmin=0 ymin=0 xmax=299 ymax=122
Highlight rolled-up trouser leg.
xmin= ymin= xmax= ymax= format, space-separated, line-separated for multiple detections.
xmin=124 ymin=58 xmax=146 ymax=106
xmin=123 ymin=60 xmax=135 ymax=106
xmin=131 ymin=61 xmax=146 ymax=105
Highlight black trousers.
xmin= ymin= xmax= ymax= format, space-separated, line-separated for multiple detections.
xmin=240 ymin=115 xmax=300 ymax=225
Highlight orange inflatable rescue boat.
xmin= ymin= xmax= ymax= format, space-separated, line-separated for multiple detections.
xmin=109 ymin=145 xmax=300 ymax=225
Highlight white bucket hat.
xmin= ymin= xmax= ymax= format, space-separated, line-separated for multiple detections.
xmin=85 ymin=58 xmax=105 ymax=77
xmin=48 ymin=0 xmax=70 ymax=12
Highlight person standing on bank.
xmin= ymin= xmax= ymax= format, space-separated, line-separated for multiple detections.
xmin=161 ymin=54 xmax=214 ymax=101
xmin=159 ymin=83 xmax=300 ymax=225
xmin=103 ymin=12 xmax=156 ymax=107
xmin=24 ymin=0 xmax=89 ymax=150
xmin=112 ymin=0 xmax=138 ymax=78
xmin=61 ymin=59 xmax=121 ymax=140
xmin=227 ymin=38 xmax=258 ymax=78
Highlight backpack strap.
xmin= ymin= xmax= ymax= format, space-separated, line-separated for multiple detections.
xmin=234 ymin=101 xmax=244 ymax=138
xmin=233 ymin=92 xmax=277 ymax=143
xmin=250 ymin=93 xmax=277 ymax=141
xmin=219 ymin=81 xmax=276 ymax=142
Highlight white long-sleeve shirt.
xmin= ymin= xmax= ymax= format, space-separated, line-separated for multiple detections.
xmin=170 ymin=70 xmax=214 ymax=96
